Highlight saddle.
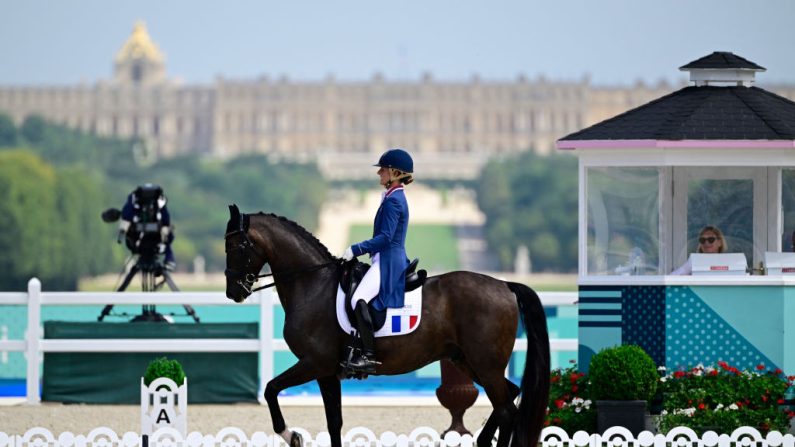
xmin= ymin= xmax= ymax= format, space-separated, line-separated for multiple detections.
xmin=340 ymin=258 xmax=427 ymax=330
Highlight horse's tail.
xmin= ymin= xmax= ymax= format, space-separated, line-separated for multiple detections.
xmin=507 ymin=281 xmax=550 ymax=447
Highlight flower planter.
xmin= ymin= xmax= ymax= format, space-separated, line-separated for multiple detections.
xmin=596 ymin=400 xmax=650 ymax=435
xmin=141 ymin=377 xmax=188 ymax=436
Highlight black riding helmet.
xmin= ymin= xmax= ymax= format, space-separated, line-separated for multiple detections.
xmin=374 ymin=148 xmax=413 ymax=174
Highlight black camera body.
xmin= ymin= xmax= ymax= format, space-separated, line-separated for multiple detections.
xmin=101 ymin=184 xmax=167 ymax=262
xmin=127 ymin=184 xmax=166 ymax=261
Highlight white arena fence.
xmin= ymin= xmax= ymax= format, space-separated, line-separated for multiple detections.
xmin=0 ymin=278 xmax=578 ymax=405
xmin=1 ymin=426 xmax=792 ymax=447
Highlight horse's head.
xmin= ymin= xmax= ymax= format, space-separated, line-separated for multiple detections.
xmin=224 ymin=204 xmax=267 ymax=302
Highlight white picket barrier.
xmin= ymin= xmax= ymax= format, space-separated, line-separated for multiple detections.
xmin=0 ymin=277 xmax=579 ymax=405
xmin=0 ymin=426 xmax=791 ymax=447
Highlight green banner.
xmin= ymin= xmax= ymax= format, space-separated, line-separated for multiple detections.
xmin=42 ymin=322 xmax=259 ymax=403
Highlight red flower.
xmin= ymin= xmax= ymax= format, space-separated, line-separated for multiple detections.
xmin=736 ymin=401 xmax=744 ymax=407
xmin=761 ymin=395 xmax=768 ymax=402
xmin=778 ymin=399 xmax=785 ymax=404
xmin=775 ymin=368 xmax=783 ymax=375
xmin=718 ymin=361 xmax=729 ymax=369
xmin=709 ymin=370 xmax=718 ymax=376
xmin=698 ymin=403 xmax=706 ymax=410
xmin=571 ymin=385 xmax=579 ymax=393
xmin=674 ymin=371 xmax=686 ymax=379
xmin=555 ymin=399 xmax=565 ymax=409
xmin=756 ymin=364 xmax=765 ymax=371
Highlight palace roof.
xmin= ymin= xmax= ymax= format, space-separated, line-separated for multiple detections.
xmin=115 ymin=21 xmax=164 ymax=63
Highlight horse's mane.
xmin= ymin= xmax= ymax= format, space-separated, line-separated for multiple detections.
xmin=253 ymin=212 xmax=337 ymax=260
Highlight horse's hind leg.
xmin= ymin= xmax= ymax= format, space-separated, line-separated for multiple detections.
xmin=264 ymin=360 xmax=316 ymax=447
xmin=476 ymin=374 xmax=518 ymax=447
xmin=479 ymin=378 xmax=521 ymax=442
xmin=317 ymin=375 xmax=343 ymax=447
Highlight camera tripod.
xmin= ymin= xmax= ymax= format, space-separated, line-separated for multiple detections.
xmin=98 ymin=254 xmax=200 ymax=322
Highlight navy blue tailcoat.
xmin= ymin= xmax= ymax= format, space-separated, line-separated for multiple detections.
xmin=351 ymin=187 xmax=410 ymax=310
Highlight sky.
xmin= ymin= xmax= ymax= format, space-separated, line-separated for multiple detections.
xmin=2 ymin=0 xmax=794 ymax=87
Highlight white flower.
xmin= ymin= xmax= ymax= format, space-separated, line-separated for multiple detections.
xmin=660 ymin=410 xmax=668 ymax=416
xmin=575 ymin=407 xmax=582 ymax=413
xmin=729 ymin=403 xmax=739 ymax=411
xmin=705 ymin=366 xmax=716 ymax=374
xmin=673 ymin=407 xmax=696 ymax=417
xmin=658 ymin=366 xmax=667 ymax=372
xmin=660 ymin=377 xmax=667 ymax=383
xmin=715 ymin=403 xmax=724 ymax=411
xmin=572 ymin=397 xmax=584 ymax=405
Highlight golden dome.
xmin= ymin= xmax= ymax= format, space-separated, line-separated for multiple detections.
xmin=115 ymin=21 xmax=164 ymax=63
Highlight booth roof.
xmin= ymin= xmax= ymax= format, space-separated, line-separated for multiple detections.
xmin=559 ymin=52 xmax=795 ymax=146
xmin=679 ymin=51 xmax=765 ymax=71
xmin=559 ymin=85 xmax=795 ymax=143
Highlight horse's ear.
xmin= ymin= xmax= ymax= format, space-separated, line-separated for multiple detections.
xmin=228 ymin=204 xmax=241 ymax=233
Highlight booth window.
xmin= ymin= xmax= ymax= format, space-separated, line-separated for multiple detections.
xmin=685 ymin=177 xmax=753 ymax=265
xmin=586 ymin=167 xmax=660 ymax=275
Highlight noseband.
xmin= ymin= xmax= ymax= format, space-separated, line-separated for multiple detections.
xmin=224 ymin=227 xmax=270 ymax=295
xmin=224 ymin=218 xmax=339 ymax=297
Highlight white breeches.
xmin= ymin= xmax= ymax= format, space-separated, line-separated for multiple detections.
xmin=351 ymin=253 xmax=380 ymax=307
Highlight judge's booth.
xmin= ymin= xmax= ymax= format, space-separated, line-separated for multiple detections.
xmin=557 ymin=51 xmax=795 ymax=374
xmin=569 ymin=160 xmax=795 ymax=374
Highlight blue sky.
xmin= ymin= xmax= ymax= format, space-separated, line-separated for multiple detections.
xmin=2 ymin=0 xmax=793 ymax=86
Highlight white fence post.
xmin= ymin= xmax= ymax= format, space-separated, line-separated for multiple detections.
xmin=26 ymin=277 xmax=41 ymax=405
xmin=259 ymin=290 xmax=274 ymax=399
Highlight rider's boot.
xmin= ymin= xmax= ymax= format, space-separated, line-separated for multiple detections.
xmin=348 ymin=299 xmax=379 ymax=374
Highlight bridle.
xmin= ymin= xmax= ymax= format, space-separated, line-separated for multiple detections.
xmin=224 ymin=216 xmax=339 ymax=296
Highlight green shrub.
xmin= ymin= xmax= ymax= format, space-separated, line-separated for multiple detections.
xmin=143 ymin=357 xmax=186 ymax=386
xmin=659 ymin=362 xmax=793 ymax=434
xmin=545 ymin=362 xmax=597 ymax=434
xmin=588 ymin=345 xmax=658 ymax=401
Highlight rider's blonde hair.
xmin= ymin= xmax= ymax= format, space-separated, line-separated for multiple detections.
xmin=390 ymin=168 xmax=414 ymax=185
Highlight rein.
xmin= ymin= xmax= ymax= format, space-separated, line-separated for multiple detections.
xmin=246 ymin=260 xmax=339 ymax=293
xmin=224 ymin=225 xmax=339 ymax=295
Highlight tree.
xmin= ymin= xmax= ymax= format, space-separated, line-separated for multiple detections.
xmin=20 ymin=115 xmax=46 ymax=145
xmin=0 ymin=151 xmax=57 ymax=290
xmin=475 ymin=151 xmax=578 ymax=272
xmin=0 ymin=113 xmax=16 ymax=147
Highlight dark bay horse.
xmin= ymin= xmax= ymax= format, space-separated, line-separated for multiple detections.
xmin=224 ymin=205 xmax=550 ymax=447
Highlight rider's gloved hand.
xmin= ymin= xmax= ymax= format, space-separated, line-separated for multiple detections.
xmin=341 ymin=246 xmax=355 ymax=261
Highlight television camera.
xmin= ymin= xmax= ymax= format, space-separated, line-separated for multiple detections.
xmin=98 ymin=184 xmax=199 ymax=322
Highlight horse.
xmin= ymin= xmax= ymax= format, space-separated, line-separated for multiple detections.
xmin=224 ymin=205 xmax=550 ymax=447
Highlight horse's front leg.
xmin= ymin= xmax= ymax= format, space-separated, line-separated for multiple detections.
xmin=317 ymin=375 xmax=343 ymax=447
xmin=264 ymin=359 xmax=316 ymax=447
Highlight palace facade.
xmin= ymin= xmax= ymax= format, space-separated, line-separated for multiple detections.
xmin=1 ymin=23 xmax=792 ymax=179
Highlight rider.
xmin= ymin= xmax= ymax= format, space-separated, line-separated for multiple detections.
xmin=341 ymin=148 xmax=414 ymax=374
xmin=118 ymin=183 xmax=176 ymax=271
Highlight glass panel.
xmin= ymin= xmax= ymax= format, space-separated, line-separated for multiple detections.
xmin=783 ymin=169 xmax=795 ymax=252
xmin=686 ymin=179 xmax=753 ymax=262
xmin=587 ymin=167 xmax=660 ymax=275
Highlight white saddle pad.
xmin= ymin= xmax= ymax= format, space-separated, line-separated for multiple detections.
xmin=336 ymin=285 xmax=423 ymax=337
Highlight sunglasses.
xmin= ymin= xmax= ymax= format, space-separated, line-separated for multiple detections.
xmin=699 ymin=236 xmax=718 ymax=244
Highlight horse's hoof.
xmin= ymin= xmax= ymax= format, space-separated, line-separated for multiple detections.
xmin=290 ymin=431 xmax=303 ymax=447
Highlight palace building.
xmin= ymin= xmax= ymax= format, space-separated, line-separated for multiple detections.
xmin=1 ymin=22 xmax=792 ymax=179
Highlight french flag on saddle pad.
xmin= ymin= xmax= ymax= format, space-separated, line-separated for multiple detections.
xmin=391 ymin=314 xmax=419 ymax=333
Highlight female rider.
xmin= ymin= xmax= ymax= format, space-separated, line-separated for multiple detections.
xmin=341 ymin=148 xmax=414 ymax=374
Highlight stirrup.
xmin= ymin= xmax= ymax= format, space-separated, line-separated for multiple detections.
xmin=346 ymin=353 xmax=380 ymax=374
